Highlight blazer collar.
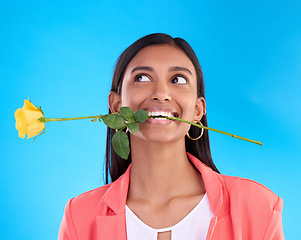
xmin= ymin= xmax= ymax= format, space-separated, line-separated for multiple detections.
xmin=101 ymin=164 xmax=132 ymax=215
xmin=102 ymin=153 xmax=229 ymax=217
xmin=96 ymin=166 xmax=132 ymax=239
xmin=186 ymin=152 xmax=229 ymax=217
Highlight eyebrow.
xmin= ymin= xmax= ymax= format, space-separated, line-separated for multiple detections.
xmin=131 ymin=66 xmax=153 ymax=73
xmin=130 ymin=66 xmax=193 ymax=76
xmin=169 ymin=66 xmax=192 ymax=76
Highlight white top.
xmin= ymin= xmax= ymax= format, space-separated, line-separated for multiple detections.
xmin=125 ymin=193 xmax=214 ymax=240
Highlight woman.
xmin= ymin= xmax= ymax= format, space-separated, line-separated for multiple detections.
xmin=58 ymin=33 xmax=284 ymax=240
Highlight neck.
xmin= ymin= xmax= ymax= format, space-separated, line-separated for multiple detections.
xmin=127 ymin=136 xmax=205 ymax=205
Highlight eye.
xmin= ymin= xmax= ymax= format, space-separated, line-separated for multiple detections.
xmin=171 ymin=75 xmax=188 ymax=84
xmin=134 ymin=74 xmax=151 ymax=82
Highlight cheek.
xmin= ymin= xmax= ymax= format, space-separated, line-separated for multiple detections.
xmin=179 ymin=94 xmax=198 ymax=118
xmin=120 ymin=87 xmax=145 ymax=110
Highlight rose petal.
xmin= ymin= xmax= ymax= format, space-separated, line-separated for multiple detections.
xmin=15 ymin=108 xmax=29 ymax=139
xmin=18 ymin=129 xmax=27 ymax=139
xmin=24 ymin=99 xmax=42 ymax=112
xmin=15 ymin=108 xmax=28 ymax=129
xmin=22 ymin=108 xmax=44 ymax=125
xmin=27 ymin=120 xmax=45 ymax=138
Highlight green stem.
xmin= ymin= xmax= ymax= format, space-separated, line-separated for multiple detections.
xmin=43 ymin=112 xmax=117 ymax=122
xmin=44 ymin=115 xmax=103 ymax=122
xmin=149 ymin=116 xmax=262 ymax=146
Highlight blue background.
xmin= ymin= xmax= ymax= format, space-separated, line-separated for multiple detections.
xmin=1 ymin=0 xmax=300 ymax=239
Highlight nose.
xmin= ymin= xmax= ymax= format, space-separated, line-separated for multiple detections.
xmin=150 ymin=81 xmax=171 ymax=102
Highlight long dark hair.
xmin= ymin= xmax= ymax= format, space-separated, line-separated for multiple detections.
xmin=105 ymin=33 xmax=219 ymax=184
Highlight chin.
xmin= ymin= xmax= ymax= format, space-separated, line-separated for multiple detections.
xmin=131 ymin=130 xmax=185 ymax=145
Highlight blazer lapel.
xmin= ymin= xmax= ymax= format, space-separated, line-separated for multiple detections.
xmin=187 ymin=153 xmax=230 ymax=239
xmin=96 ymin=164 xmax=132 ymax=240
xmin=187 ymin=153 xmax=229 ymax=217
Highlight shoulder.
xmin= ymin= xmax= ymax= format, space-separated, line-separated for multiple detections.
xmin=66 ymin=183 xmax=112 ymax=213
xmin=219 ymin=174 xmax=282 ymax=215
xmin=76 ymin=183 xmax=111 ymax=200
xmin=221 ymin=174 xmax=279 ymax=200
xmin=211 ymin=174 xmax=284 ymax=238
xmin=188 ymin=153 xmax=282 ymax=213
xmin=59 ymin=183 xmax=113 ymax=238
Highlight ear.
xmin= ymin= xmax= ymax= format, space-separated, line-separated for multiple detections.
xmin=108 ymin=91 xmax=121 ymax=113
xmin=194 ymin=97 xmax=206 ymax=122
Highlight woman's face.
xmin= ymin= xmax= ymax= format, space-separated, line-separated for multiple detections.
xmin=109 ymin=44 xmax=205 ymax=143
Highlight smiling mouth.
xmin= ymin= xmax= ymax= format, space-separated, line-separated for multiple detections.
xmin=147 ymin=111 xmax=179 ymax=119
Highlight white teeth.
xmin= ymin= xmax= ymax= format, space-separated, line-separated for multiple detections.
xmin=148 ymin=111 xmax=174 ymax=118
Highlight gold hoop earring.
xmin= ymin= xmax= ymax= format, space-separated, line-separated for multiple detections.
xmin=186 ymin=120 xmax=204 ymax=140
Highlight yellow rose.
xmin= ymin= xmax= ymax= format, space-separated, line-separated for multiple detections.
xmin=15 ymin=99 xmax=45 ymax=139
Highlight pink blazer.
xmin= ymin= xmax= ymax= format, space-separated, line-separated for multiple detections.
xmin=58 ymin=153 xmax=284 ymax=239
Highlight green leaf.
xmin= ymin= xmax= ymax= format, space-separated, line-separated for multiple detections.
xmin=126 ymin=122 xmax=139 ymax=134
xmin=119 ymin=107 xmax=135 ymax=122
xmin=112 ymin=130 xmax=130 ymax=159
xmin=101 ymin=114 xmax=126 ymax=129
xmin=134 ymin=110 xmax=148 ymax=123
